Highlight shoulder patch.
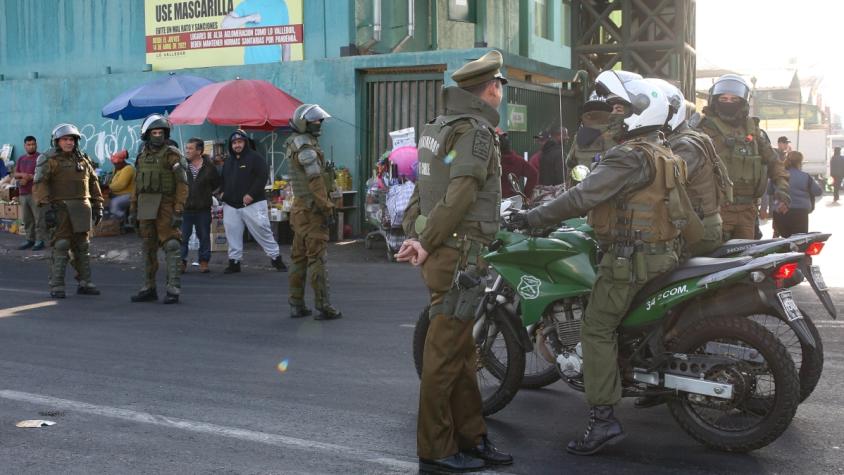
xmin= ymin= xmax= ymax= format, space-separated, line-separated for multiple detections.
xmin=472 ymin=129 xmax=492 ymax=161
xmin=167 ymin=145 xmax=183 ymax=157
xmin=36 ymin=153 xmax=49 ymax=166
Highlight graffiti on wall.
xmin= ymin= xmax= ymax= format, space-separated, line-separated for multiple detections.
xmin=78 ymin=120 xmax=143 ymax=167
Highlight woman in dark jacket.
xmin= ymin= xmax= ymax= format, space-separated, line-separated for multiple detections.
xmin=181 ymin=138 xmax=221 ymax=272
xmin=770 ymin=151 xmax=822 ymax=237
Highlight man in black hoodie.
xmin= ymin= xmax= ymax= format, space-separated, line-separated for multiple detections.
xmin=180 ymin=138 xmax=221 ymax=273
xmin=219 ymin=129 xmax=287 ymax=273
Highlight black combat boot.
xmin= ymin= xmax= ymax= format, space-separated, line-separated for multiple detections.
xmin=77 ymin=285 xmax=101 ymax=295
xmin=314 ymin=304 xmax=343 ymax=320
xmin=163 ymin=292 xmax=179 ymax=304
xmin=131 ymin=288 xmax=158 ymax=303
xmin=418 ymin=453 xmax=485 ymax=473
xmin=566 ymin=405 xmax=626 ymax=456
xmin=271 ymin=256 xmax=288 ymax=272
xmin=50 ymin=290 xmax=66 ymax=299
xmin=466 ymin=436 xmax=513 ymax=465
xmin=289 ymin=304 xmax=312 ymax=319
xmin=223 ymin=259 xmax=241 ymax=274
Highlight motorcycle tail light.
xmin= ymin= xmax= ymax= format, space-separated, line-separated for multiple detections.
xmin=805 ymin=242 xmax=825 ymax=256
xmin=772 ymin=262 xmax=799 ymax=280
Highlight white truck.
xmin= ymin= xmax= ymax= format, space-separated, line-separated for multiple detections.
xmin=768 ymin=128 xmax=830 ymax=188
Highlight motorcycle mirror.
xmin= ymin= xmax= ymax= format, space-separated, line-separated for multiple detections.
xmin=571 ymin=165 xmax=591 ymax=183
xmin=508 ymin=173 xmax=528 ymax=201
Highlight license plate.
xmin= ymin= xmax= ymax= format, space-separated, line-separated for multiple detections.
xmin=810 ymin=265 xmax=828 ymax=291
xmin=777 ymin=290 xmax=803 ymax=322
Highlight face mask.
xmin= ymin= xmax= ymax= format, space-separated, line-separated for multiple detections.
xmin=576 ymin=126 xmax=604 ymax=147
xmin=306 ymin=122 xmax=322 ymax=136
xmin=606 ymin=114 xmax=627 ymax=142
xmin=717 ymin=102 xmax=742 ymax=120
xmin=150 ymin=135 xmax=165 ymax=147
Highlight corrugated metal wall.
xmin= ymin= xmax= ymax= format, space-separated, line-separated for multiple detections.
xmin=506 ymin=81 xmax=579 ymax=157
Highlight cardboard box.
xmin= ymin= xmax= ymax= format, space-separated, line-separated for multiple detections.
xmin=92 ymin=218 xmax=121 ymax=237
xmin=6 ymin=204 xmax=20 ymax=220
xmin=210 ymin=232 xmax=228 ymax=252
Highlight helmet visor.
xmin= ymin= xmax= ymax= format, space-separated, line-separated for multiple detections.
xmin=52 ymin=123 xmax=80 ymax=140
xmin=711 ymin=78 xmax=750 ymax=101
xmin=302 ymin=105 xmax=331 ymax=123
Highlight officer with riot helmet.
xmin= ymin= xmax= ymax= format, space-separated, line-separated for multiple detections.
xmin=129 ymin=114 xmax=188 ymax=304
xmin=695 ymin=74 xmax=790 ymax=240
xmin=565 ymin=93 xmax=617 ymax=185
xmin=34 ymin=123 xmax=104 ymax=298
xmin=650 ymin=78 xmax=732 ymax=258
xmin=516 ymin=71 xmax=700 ymax=456
xmin=398 ymin=50 xmax=513 ymax=473
xmin=284 ymin=103 xmax=342 ymax=320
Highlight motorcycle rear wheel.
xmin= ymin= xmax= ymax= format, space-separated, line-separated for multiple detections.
xmin=413 ymin=305 xmax=526 ymax=416
xmin=666 ymin=315 xmax=800 ymax=453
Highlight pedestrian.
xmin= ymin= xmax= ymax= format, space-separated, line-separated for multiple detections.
xmin=398 ymin=50 xmax=513 ymax=473
xmin=284 ymin=105 xmax=342 ymax=320
xmin=653 ymin=78 xmax=731 ymax=258
xmin=516 ymin=72 xmax=696 ymax=456
xmin=180 ymin=138 xmax=221 ymax=274
xmin=128 ymin=114 xmax=188 ymax=304
xmin=695 ymin=74 xmax=790 ymax=240
xmin=107 ymin=149 xmax=134 ymax=220
xmin=831 ymin=147 xmax=844 ymax=203
xmin=528 ymin=124 xmax=568 ymax=186
xmin=498 ymin=129 xmax=537 ymax=199
xmin=14 ymin=135 xmax=47 ymax=250
xmin=219 ymin=129 xmax=287 ymax=274
xmin=0 ymin=155 xmax=7 ymax=179
xmin=33 ymin=124 xmax=103 ymax=298
xmin=771 ymin=151 xmax=822 ymax=237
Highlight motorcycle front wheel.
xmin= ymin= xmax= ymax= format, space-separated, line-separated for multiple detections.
xmin=413 ymin=305 xmax=526 ymax=416
xmin=666 ymin=315 xmax=801 ymax=453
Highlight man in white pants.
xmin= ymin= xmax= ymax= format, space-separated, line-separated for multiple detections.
xmin=219 ymin=129 xmax=287 ymax=273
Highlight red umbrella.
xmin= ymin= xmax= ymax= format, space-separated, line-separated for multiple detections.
xmin=169 ymin=79 xmax=302 ymax=130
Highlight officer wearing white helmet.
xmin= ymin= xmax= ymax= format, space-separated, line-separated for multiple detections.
xmin=514 ymin=71 xmax=700 ymax=455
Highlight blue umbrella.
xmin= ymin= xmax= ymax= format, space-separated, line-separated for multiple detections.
xmin=101 ymin=73 xmax=214 ymax=120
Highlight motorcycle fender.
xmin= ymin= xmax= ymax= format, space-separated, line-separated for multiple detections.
xmin=800 ymin=259 xmax=838 ymax=320
xmin=491 ymin=306 xmax=533 ymax=353
xmin=760 ymin=287 xmax=817 ymax=349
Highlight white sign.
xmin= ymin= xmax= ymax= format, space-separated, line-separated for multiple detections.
xmin=389 ymin=127 xmax=416 ymax=149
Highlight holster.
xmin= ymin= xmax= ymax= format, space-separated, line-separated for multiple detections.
xmin=428 ymin=237 xmax=487 ymax=322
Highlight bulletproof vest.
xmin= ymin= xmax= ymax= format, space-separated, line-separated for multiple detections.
xmin=588 ymin=140 xmax=687 ymax=244
xmin=417 ymin=114 xmax=501 ymax=239
xmin=46 ymin=150 xmax=94 ymax=201
xmin=135 ymin=145 xmax=176 ymax=195
xmin=285 ymin=132 xmax=331 ymax=208
xmin=668 ymin=128 xmax=730 ymax=218
xmin=699 ymin=116 xmax=767 ymax=199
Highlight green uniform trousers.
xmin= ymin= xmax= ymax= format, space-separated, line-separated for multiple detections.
xmin=721 ymin=203 xmax=757 ymax=240
xmin=581 ymin=249 xmax=678 ymax=406
xmin=138 ymin=200 xmax=181 ymax=293
xmin=417 ymin=246 xmax=486 ymax=460
xmin=49 ymin=207 xmax=93 ymax=291
xmin=288 ymin=207 xmax=331 ymax=308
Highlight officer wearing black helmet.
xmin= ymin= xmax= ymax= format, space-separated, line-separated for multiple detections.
xmin=129 ymin=114 xmax=189 ymax=304
xmin=34 ymin=123 xmax=104 ymax=298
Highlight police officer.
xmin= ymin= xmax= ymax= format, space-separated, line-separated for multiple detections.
xmin=565 ymin=93 xmax=615 ymax=182
xmin=397 ymin=50 xmax=513 ymax=473
xmin=695 ymin=74 xmax=790 ymax=240
xmin=34 ymin=123 xmax=104 ymax=298
xmin=516 ymin=72 xmax=696 ymax=456
xmin=651 ymin=78 xmax=731 ymax=257
xmin=285 ymin=104 xmax=342 ymax=320
xmin=129 ymin=114 xmax=188 ymax=304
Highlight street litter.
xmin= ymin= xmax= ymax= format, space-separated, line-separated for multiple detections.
xmin=16 ymin=419 xmax=56 ymax=428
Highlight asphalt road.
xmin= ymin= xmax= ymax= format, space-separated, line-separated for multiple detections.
xmin=0 ymin=197 xmax=843 ymax=474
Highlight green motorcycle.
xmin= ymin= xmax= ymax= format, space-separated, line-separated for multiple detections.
xmin=413 ymin=204 xmax=813 ymax=451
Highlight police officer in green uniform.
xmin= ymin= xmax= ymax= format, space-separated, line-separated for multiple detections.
xmin=516 ymin=72 xmax=698 ymax=456
xmin=285 ymin=103 xmax=342 ymax=320
xmin=397 ymin=50 xmax=513 ymax=473
xmin=129 ymin=114 xmax=189 ymax=304
xmin=651 ymin=78 xmax=731 ymax=257
xmin=695 ymin=74 xmax=790 ymax=240
xmin=565 ymin=93 xmax=616 ymax=183
xmin=34 ymin=123 xmax=104 ymax=299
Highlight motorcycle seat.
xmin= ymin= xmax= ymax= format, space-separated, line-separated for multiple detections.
xmin=708 ymin=238 xmax=781 ymax=257
xmin=632 ymin=256 xmax=752 ymax=308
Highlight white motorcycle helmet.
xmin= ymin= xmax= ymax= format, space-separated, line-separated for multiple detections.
xmin=644 ymin=78 xmax=685 ymax=132
xmin=595 ymin=71 xmax=669 ymax=136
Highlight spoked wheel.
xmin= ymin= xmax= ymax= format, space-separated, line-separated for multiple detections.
xmin=747 ymin=311 xmax=823 ymax=402
xmin=666 ymin=315 xmax=800 ymax=453
xmin=519 ymin=322 xmax=561 ymax=389
xmin=413 ymin=305 xmax=525 ymax=416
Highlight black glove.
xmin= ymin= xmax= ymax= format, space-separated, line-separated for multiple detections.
xmin=93 ymin=208 xmax=103 ymax=226
xmin=509 ymin=210 xmax=530 ymax=230
xmin=43 ymin=204 xmax=57 ymax=229
xmin=172 ymin=212 xmax=183 ymax=229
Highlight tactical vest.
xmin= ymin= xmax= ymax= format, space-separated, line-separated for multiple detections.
xmin=47 ymin=150 xmax=93 ymax=201
xmin=135 ymin=145 xmax=176 ymax=195
xmin=668 ymin=129 xmax=731 ymax=218
xmin=700 ymin=116 xmax=767 ymax=200
xmin=285 ymin=133 xmax=333 ymax=208
xmin=588 ymin=140 xmax=687 ymax=244
xmin=417 ymin=114 xmax=501 ymax=239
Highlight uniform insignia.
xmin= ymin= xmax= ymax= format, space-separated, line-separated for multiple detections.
xmin=472 ymin=130 xmax=491 ymax=161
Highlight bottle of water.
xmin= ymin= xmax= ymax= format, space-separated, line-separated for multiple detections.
xmin=188 ymin=228 xmax=199 ymax=251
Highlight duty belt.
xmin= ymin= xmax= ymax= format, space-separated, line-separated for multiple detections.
xmin=606 ymin=240 xmax=677 ymax=256
xmin=729 ymin=195 xmax=757 ymax=205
